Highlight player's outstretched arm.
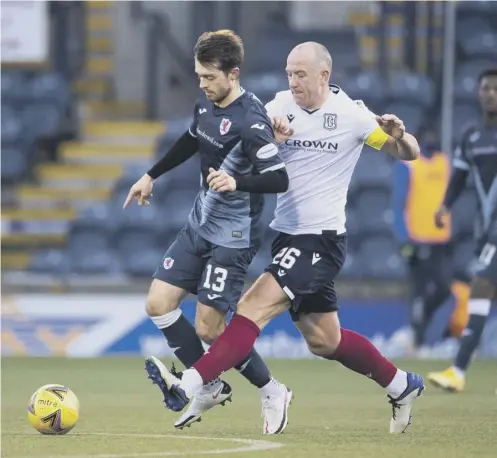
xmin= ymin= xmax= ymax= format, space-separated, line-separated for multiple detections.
xmin=376 ymin=114 xmax=420 ymax=161
xmin=123 ymin=130 xmax=198 ymax=208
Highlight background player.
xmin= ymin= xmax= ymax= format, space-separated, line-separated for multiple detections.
xmin=147 ymin=42 xmax=424 ymax=435
xmin=124 ymin=30 xmax=290 ymax=429
xmin=392 ymin=131 xmax=470 ymax=353
xmin=428 ymin=68 xmax=497 ymax=392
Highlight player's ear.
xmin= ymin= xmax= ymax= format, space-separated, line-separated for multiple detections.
xmin=229 ymin=67 xmax=240 ymax=81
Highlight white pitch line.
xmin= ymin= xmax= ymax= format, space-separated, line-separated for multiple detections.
xmin=5 ymin=432 xmax=284 ymax=458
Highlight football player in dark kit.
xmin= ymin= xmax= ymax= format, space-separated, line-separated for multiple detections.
xmin=428 ymin=68 xmax=497 ymax=392
xmin=123 ymin=30 xmax=291 ymax=432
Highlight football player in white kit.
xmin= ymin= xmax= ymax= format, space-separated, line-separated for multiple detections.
xmin=147 ymin=42 xmax=425 ymax=436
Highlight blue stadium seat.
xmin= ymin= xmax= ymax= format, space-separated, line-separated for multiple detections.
xmin=1 ymin=72 xmax=27 ymax=102
xmin=457 ymin=0 xmax=497 ymax=14
xmin=457 ymin=17 xmax=493 ymax=44
xmin=242 ymin=72 xmax=288 ymax=104
xmin=1 ymin=107 xmax=23 ymax=143
xmin=341 ymin=72 xmax=386 ymax=109
xmin=358 ymin=237 xmax=406 ymax=280
xmin=116 ymin=227 xmax=158 ymax=255
xmin=155 ymin=189 xmax=198 ymax=232
xmin=22 ymin=104 xmax=62 ymax=137
xmin=453 ymin=74 xmax=479 ymax=104
xmin=1 ymin=145 xmax=28 ymax=182
xmin=452 ymin=103 xmax=481 ymax=140
xmin=70 ymin=251 xmax=117 ymax=274
xmin=28 ymin=73 xmax=69 ymax=107
xmin=351 ymin=149 xmax=393 ymax=189
xmin=68 ymin=222 xmax=110 ymax=254
xmin=344 ymin=208 xmax=361 ymax=247
xmin=462 ymin=32 xmax=497 ymax=59
xmin=388 ymin=72 xmax=435 ymax=108
xmin=355 ymin=186 xmax=392 ymax=234
xmin=121 ymin=248 xmax=164 ymax=278
xmin=247 ymin=240 xmax=273 ymax=281
xmin=163 ymin=116 xmax=191 ymax=141
xmin=383 ymin=102 xmax=424 ymax=134
xmin=456 ymin=59 xmax=496 ymax=80
xmin=337 ymin=252 xmax=363 ymax=280
xmin=29 ymin=249 xmax=69 ymax=274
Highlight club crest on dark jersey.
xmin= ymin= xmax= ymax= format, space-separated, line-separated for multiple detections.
xmin=220 ymin=118 xmax=232 ymax=135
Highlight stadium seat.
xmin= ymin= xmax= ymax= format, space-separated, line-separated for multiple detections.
xmin=461 ymin=32 xmax=497 ymax=59
xmin=351 ymin=149 xmax=393 ymax=188
xmin=28 ymin=249 xmax=69 ymax=274
xmin=121 ymin=248 xmax=164 ymax=278
xmin=456 ymin=59 xmax=496 ymax=80
xmin=452 ymin=103 xmax=481 ymax=140
xmin=453 ymin=74 xmax=479 ymax=104
xmin=388 ymin=72 xmax=435 ymax=108
xmin=1 ymin=107 xmax=23 ymax=143
xmin=116 ymin=227 xmax=159 ymax=255
xmin=68 ymin=222 xmax=110 ymax=254
xmin=22 ymin=104 xmax=62 ymax=137
xmin=155 ymin=189 xmax=197 ymax=232
xmin=70 ymin=250 xmax=117 ymax=274
xmin=163 ymin=116 xmax=191 ymax=141
xmin=242 ymin=72 xmax=289 ymax=104
xmin=341 ymin=71 xmax=386 ymax=109
xmin=383 ymin=102 xmax=424 ymax=134
xmin=457 ymin=17 xmax=493 ymax=44
xmin=1 ymin=72 xmax=27 ymax=102
xmin=358 ymin=236 xmax=406 ymax=280
xmin=355 ymin=186 xmax=392 ymax=234
xmin=28 ymin=73 xmax=69 ymax=107
xmin=1 ymin=145 xmax=28 ymax=182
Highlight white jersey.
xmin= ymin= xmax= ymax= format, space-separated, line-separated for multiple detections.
xmin=265 ymin=85 xmax=381 ymax=235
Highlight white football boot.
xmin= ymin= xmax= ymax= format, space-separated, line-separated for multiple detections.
xmin=388 ymin=372 xmax=425 ymax=433
xmin=174 ymin=378 xmax=232 ymax=429
xmin=261 ymin=382 xmax=293 ymax=435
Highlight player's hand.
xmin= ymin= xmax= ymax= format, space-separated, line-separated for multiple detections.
xmin=271 ymin=117 xmax=294 ymax=144
xmin=376 ymin=114 xmax=405 ymax=140
xmin=123 ymin=174 xmax=154 ymax=209
xmin=207 ymin=168 xmax=236 ymax=192
xmin=434 ymin=205 xmax=449 ymax=229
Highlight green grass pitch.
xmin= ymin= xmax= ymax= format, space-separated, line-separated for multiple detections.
xmin=2 ymin=358 xmax=497 ymax=457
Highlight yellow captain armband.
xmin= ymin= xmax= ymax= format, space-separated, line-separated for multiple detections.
xmin=365 ymin=126 xmax=389 ymax=150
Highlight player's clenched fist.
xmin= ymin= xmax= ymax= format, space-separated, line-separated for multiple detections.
xmin=271 ymin=116 xmax=294 ymax=144
xmin=207 ymin=167 xmax=236 ymax=192
xmin=376 ymin=114 xmax=405 ymax=140
xmin=123 ymin=174 xmax=154 ymax=208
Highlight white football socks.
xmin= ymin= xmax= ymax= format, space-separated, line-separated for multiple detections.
xmin=386 ymin=369 xmax=408 ymax=399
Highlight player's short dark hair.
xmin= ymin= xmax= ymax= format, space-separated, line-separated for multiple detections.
xmin=194 ymin=30 xmax=244 ymax=74
xmin=478 ymin=68 xmax=497 ymax=83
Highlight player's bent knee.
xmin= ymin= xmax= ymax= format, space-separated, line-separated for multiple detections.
xmin=471 ymin=276 xmax=496 ymax=300
xmin=236 ymin=273 xmax=290 ymax=330
xmin=145 ymin=280 xmax=183 ymax=317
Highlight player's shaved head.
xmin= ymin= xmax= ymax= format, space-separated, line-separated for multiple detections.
xmin=289 ymin=42 xmax=332 ymax=73
xmin=286 ymin=42 xmax=332 ymax=110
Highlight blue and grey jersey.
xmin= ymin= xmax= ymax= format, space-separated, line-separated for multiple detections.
xmin=188 ymin=90 xmax=285 ymax=249
xmin=453 ymin=124 xmax=497 ymax=243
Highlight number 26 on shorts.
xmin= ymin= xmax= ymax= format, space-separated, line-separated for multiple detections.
xmin=272 ymin=247 xmax=301 ymax=269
